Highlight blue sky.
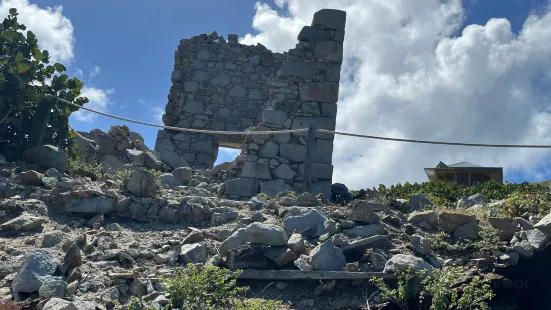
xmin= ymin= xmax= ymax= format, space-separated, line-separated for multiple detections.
xmin=7 ymin=0 xmax=551 ymax=188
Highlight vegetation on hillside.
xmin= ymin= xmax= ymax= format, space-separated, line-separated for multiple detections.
xmin=0 ymin=8 xmax=87 ymax=160
xmin=353 ymin=180 xmax=551 ymax=217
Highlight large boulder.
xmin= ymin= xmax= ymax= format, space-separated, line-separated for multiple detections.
xmin=65 ymin=197 xmax=116 ymax=214
xmin=408 ymin=210 xmax=438 ymax=228
xmin=159 ymin=147 xmax=189 ymax=170
xmin=345 ymin=200 xmax=383 ymax=224
xmin=456 ymin=193 xmax=487 ymax=209
xmin=437 ymin=210 xmax=477 ymax=233
xmin=488 ymin=217 xmax=520 ymax=241
xmin=224 ymin=178 xmax=260 ymax=197
xmin=309 ymin=240 xmax=346 ymax=271
xmin=409 ymin=193 xmax=434 ymax=212
xmin=127 ymin=169 xmax=156 ymax=197
xmin=283 ymin=209 xmax=328 ymax=237
xmin=12 ymin=250 xmax=59 ymax=294
xmin=534 ymin=212 xmax=551 ymax=237
xmin=343 ymin=224 xmax=386 ymax=238
xmin=219 ymin=223 xmax=288 ymax=255
xmin=0 ymin=213 xmax=46 ymax=231
xmin=43 ymin=298 xmax=79 ymax=310
xmin=383 ymin=254 xmax=434 ymax=274
xmin=23 ymin=145 xmax=68 ymax=171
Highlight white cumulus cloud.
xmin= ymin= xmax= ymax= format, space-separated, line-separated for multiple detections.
xmin=72 ymin=87 xmax=114 ymax=123
xmin=241 ymin=0 xmax=551 ymax=189
xmin=0 ymin=0 xmax=74 ymax=63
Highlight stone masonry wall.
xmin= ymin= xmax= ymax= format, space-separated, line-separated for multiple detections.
xmin=156 ymin=9 xmax=346 ymax=199
xmin=155 ymin=31 xmax=287 ymax=169
xmin=222 ymin=9 xmax=347 ymax=199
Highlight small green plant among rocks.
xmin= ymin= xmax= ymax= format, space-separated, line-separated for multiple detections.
xmin=159 ymin=264 xmax=282 ymax=310
xmin=428 ymin=227 xmax=500 ymax=256
xmin=370 ymin=266 xmax=495 ymax=310
xmin=67 ymin=154 xmax=103 ymax=180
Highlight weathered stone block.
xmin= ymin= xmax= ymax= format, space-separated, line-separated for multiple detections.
xmin=262 ymin=109 xmax=287 ymax=126
xmin=240 ymin=162 xmax=271 ymax=180
xmin=279 ymin=143 xmax=306 ymax=162
xmin=260 ymin=179 xmax=293 ymax=197
xmin=171 ymin=70 xmax=182 ymax=82
xmin=225 ymin=178 xmax=260 ymax=197
xmin=299 ymin=82 xmax=339 ymax=103
xmin=182 ymin=101 xmax=204 ymax=114
xmin=279 ymin=60 xmax=315 ymax=79
xmin=312 ymin=9 xmax=347 ymax=30
xmin=314 ymin=40 xmax=343 ymax=62
xmin=297 ymin=26 xmax=331 ymax=41
xmin=299 ymin=163 xmax=333 ymax=180
xmin=211 ymin=72 xmax=231 ymax=85
xmin=274 ymin=163 xmax=295 ymax=180
xmin=229 ymin=85 xmax=246 ymax=98
xmin=259 ymin=141 xmax=279 ymax=158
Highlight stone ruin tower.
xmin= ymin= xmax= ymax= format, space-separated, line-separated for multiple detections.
xmin=155 ymin=9 xmax=346 ymax=198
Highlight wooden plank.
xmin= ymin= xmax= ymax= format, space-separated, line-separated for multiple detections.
xmin=238 ymin=269 xmax=396 ymax=280
xmin=303 ymin=123 xmax=317 ymax=193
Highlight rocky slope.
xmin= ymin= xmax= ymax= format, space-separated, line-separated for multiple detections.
xmin=2 ymin=143 xmax=551 ymax=309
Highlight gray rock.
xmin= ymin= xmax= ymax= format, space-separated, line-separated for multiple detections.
xmin=324 ymin=220 xmax=341 ymax=235
xmin=144 ymin=151 xmax=164 ymax=170
xmin=264 ymin=246 xmax=297 ymax=267
xmin=274 ymin=164 xmax=295 ymax=180
xmin=488 ymin=217 xmax=520 ymax=240
xmin=457 ymin=194 xmax=487 ymax=209
xmin=180 ymin=243 xmax=208 ymax=264
xmin=297 ymin=26 xmax=331 ymax=41
xmin=259 ymin=141 xmax=279 ymax=158
xmin=229 ymin=85 xmax=246 ymax=97
xmin=410 ymin=234 xmax=431 ymax=255
xmin=437 ymin=211 xmax=477 ymax=233
xmin=283 ymin=209 xmax=328 ymax=238
xmin=184 ymin=81 xmax=198 ymax=92
xmin=211 ymin=72 xmax=231 ymax=85
xmin=65 ymin=197 xmax=115 ymax=214
xmin=534 ymin=212 xmax=551 ymax=236
xmin=294 ymin=254 xmax=313 ymax=271
xmin=43 ymin=298 xmax=79 ymax=310
xmin=23 ymin=145 xmax=68 ymax=171
xmin=240 ymin=162 xmax=271 ymax=180
xmin=512 ymin=241 xmax=535 ymax=258
xmin=182 ymin=101 xmax=204 ymax=114
xmin=46 ymin=168 xmax=63 ymax=178
xmin=260 ymin=179 xmax=293 ymax=197
xmin=453 ymin=222 xmax=482 ymax=240
xmin=173 ymin=167 xmax=193 ymax=183
xmin=126 ymin=149 xmax=146 ymax=166
xmin=383 ymin=254 xmax=434 ymax=274
xmin=0 ymin=213 xmax=46 ymax=231
xmin=12 ymin=250 xmax=59 ymax=293
xmin=408 ymin=210 xmax=438 ymax=228
xmin=312 ymin=9 xmax=347 ymax=30
xmin=524 ymin=229 xmax=549 ymax=249
xmin=99 ymin=154 xmax=124 ymax=174
xmin=344 ymin=224 xmax=386 ymax=238
xmin=127 ymin=169 xmax=156 ymax=197
xmin=42 ymin=231 xmax=65 ymax=248
xmin=409 ymin=193 xmax=434 ymax=211
xmin=279 ymin=60 xmax=315 ymax=79
xmin=211 ymin=211 xmax=239 ymax=225
xmin=514 ymin=217 xmax=534 ymax=231
xmin=224 ymin=178 xmax=259 ymax=197
xmin=219 ymin=223 xmax=288 ymax=255
xmin=345 ymin=200 xmax=382 ymax=224
xmin=39 ymin=278 xmax=67 ymax=299
xmin=17 ymin=170 xmax=42 ymax=186
xmin=262 ymin=109 xmax=288 ymax=126
xmin=100 ymin=286 xmax=120 ymax=305
xmin=159 ymin=173 xmax=182 ymax=187
xmin=299 ymin=82 xmax=339 ymax=103
xmin=279 ymin=143 xmax=306 ymax=163
xmin=298 ymin=163 xmax=333 ymax=180
xmin=159 ymin=147 xmax=189 ymax=170
xmin=287 ymin=233 xmax=306 ymax=255
xmin=309 ymin=240 xmax=346 ymax=271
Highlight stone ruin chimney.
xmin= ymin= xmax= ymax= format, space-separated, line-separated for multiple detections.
xmin=155 ymin=9 xmax=347 ymax=199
